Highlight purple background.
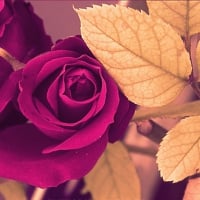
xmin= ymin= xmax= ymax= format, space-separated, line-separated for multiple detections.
xmin=29 ymin=1 xmax=117 ymax=42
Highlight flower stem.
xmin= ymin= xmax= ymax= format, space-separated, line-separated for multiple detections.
xmin=124 ymin=143 xmax=157 ymax=157
xmin=30 ymin=188 xmax=47 ymax=200
xmin=132 ymin=100 xmax=200 ymax=121
xmin=0 ymin=48 xmax=24 ymax=70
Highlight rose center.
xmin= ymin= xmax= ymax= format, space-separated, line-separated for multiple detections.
xmin=68 ymin=74 xmax=94 ymax=101
xmin=64 ymin=67 xmax=98 ymax=101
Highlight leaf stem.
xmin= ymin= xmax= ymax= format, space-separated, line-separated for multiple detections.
xmin=30 ymin=188 xmax=47 ymax=200
xmin=0 ymin=48 xmax=24 ymax=70
xmin=189 ymin=33 xmax=200 ymax=98
xmin=123 ymin=143 xmax=157 ymax=157
xmin=190 ymin=34 xmax=199 ymax=81
xmin=132 ymin=100 xmax=200 ymax=121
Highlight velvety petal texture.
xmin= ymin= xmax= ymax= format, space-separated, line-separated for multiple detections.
xmin=0 ymin=124 xmax=107 ymax=187
xmin=0 ymin=0 xmax=53 ymax=62
xmin=0 ymin=36 xmax=135 ymax=187
xmin=0 ymin=0 xmax=52 ymax=128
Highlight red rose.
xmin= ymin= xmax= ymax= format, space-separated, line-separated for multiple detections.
xmin=0 ymin=36 xmax=135 ymax=187
xmin=0 ymin=0 xmax=52 ymax=128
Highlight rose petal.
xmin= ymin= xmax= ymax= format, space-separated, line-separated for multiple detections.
xmin=57 ymin=61 xmax=105 ymax=125
xmin=0 ymin=0 xmax=13 ymax=37
xmin=63 ymin=67 xmax=99 ymax=99
xmin=43 ymin=68 xmax=119 ymax=152
xmin=35 ymin=54 xmax=80 ymax=86
xmin=108 ymin=92 xmax=136 ymax=142
xmin=1 ymin=0 xmax=52 ymax=62
xmin=0 ymin=124 xmax=108 ymax=187
xmin=0 ymin=0 xmax=52 ymax=63
xmin=0 ymin=58 xmax=12 ymax=85
xmin=0 ymin=69 xmax=22 ymax=112
xmin=21 ymin=51 xmax=75 ymax=87
xmin=58 ymin=93 xmax=98 ymax=124
xmin=19 ymin=51 xmax=81 ymax=137
xmin=38 ymin=71 xmax=99 ymax=128
xmin=46 ymin=67 xmax=65 ymax=116
xmin=52 ymin=35 xmax=94 ymax=58
xmin=0 ymin=0 xmax=4 ymax=11
xmin=35 ymin=57 xmax=91 ymax=118
xmin=20 ymin=53 xmax=109 ymax=139
xmin=0 ymin=102 xmax=26 ymax=129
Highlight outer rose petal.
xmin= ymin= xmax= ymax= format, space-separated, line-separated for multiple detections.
xmin=0 ymin=124 xmax=108 ymax=187
xmin=52 ymin=35 xmax=94 ymax=58
xmin=19 ymin=51 xmax=119 ymax=144
xmin=0 ymin=0 xmax=13 ymax=37
xmin=108 ymin=92 xmax=136 ymax=142
xmin=0 ymin=59 xmax=12 ymax=86
xmin=18 ymin=51 xmax=81 ymax=134
xmin=0 ymin=0 xmax=4 ymax=11
xmin=0 ymin=0 xmax=52 ymax=62
xmin=15 ymin=35 xmax=136 ymax=188
xmin=0 ymin=0 xmax=53 ymax=129
xmin=19 ymin=52 xmax=102 ymax=138
xmin=0 ymin=66 xmax=27 ymax=128
xmin=0 ymin=69 xmax=22 ymax=112
xmin=43 ymin=68 xmax=119 ymax=152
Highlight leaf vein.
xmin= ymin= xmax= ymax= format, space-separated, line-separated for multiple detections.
xmin=81 ymin=11 xmax=185 ymax=81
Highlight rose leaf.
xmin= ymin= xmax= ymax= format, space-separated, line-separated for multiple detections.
xmin=133 ymin=100 xmax=200 ymax=121
xmin=76 ymin=5 xmax=192 ymax=107
xmin=157 ymin=116 xmax=200 ymax=182
xmin=0 ymin=179 xmax=27 ymax=200
xmin=83 ymin=141 xmax=141 ymax=200
xmin=196 ymin=40 xmax=200 ymax=81
xmin=147 ymin=1 xmax=200 ymax=38
xmin=197 ymin=40 xmax=200 ymax=66
xmin=183 ymin=177 xmax=200 ymax=200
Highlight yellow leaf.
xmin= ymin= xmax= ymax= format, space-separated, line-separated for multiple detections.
xmin=76 ymin=5 xmax=191 ymax=107
xmin=196 ymin=40 xmax=200 ymax=81
xmin=157 ymin=116 xmax=200 ymax=182
xmin=0 ymin=179 xmax=27 ymax=200
xmin=197 ymin=41 xmax=200 ymax=64
xmin=183 ymin=177 xmax=200 ymax=200
xmin=147 ymin=1 xmax=200 ymax=37
xmin=133 ymin=100 xmax=200 ymax=121
xmin=83 ymin=142 xmax=141 ymax=200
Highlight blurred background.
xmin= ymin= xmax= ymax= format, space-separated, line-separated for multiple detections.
xmin=30 ymin=1 xmax=117 ymax=42
xmin=29 ymin=0 xmax=147 ymax=42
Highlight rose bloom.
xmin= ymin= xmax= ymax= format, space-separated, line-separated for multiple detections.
xmin=0 ymin=0 xmax=52 ymax=128
xmin=0 ymin=0 xmax=52 ymax=62
xmin=0 ymin=36 xmax=135 ymax=187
